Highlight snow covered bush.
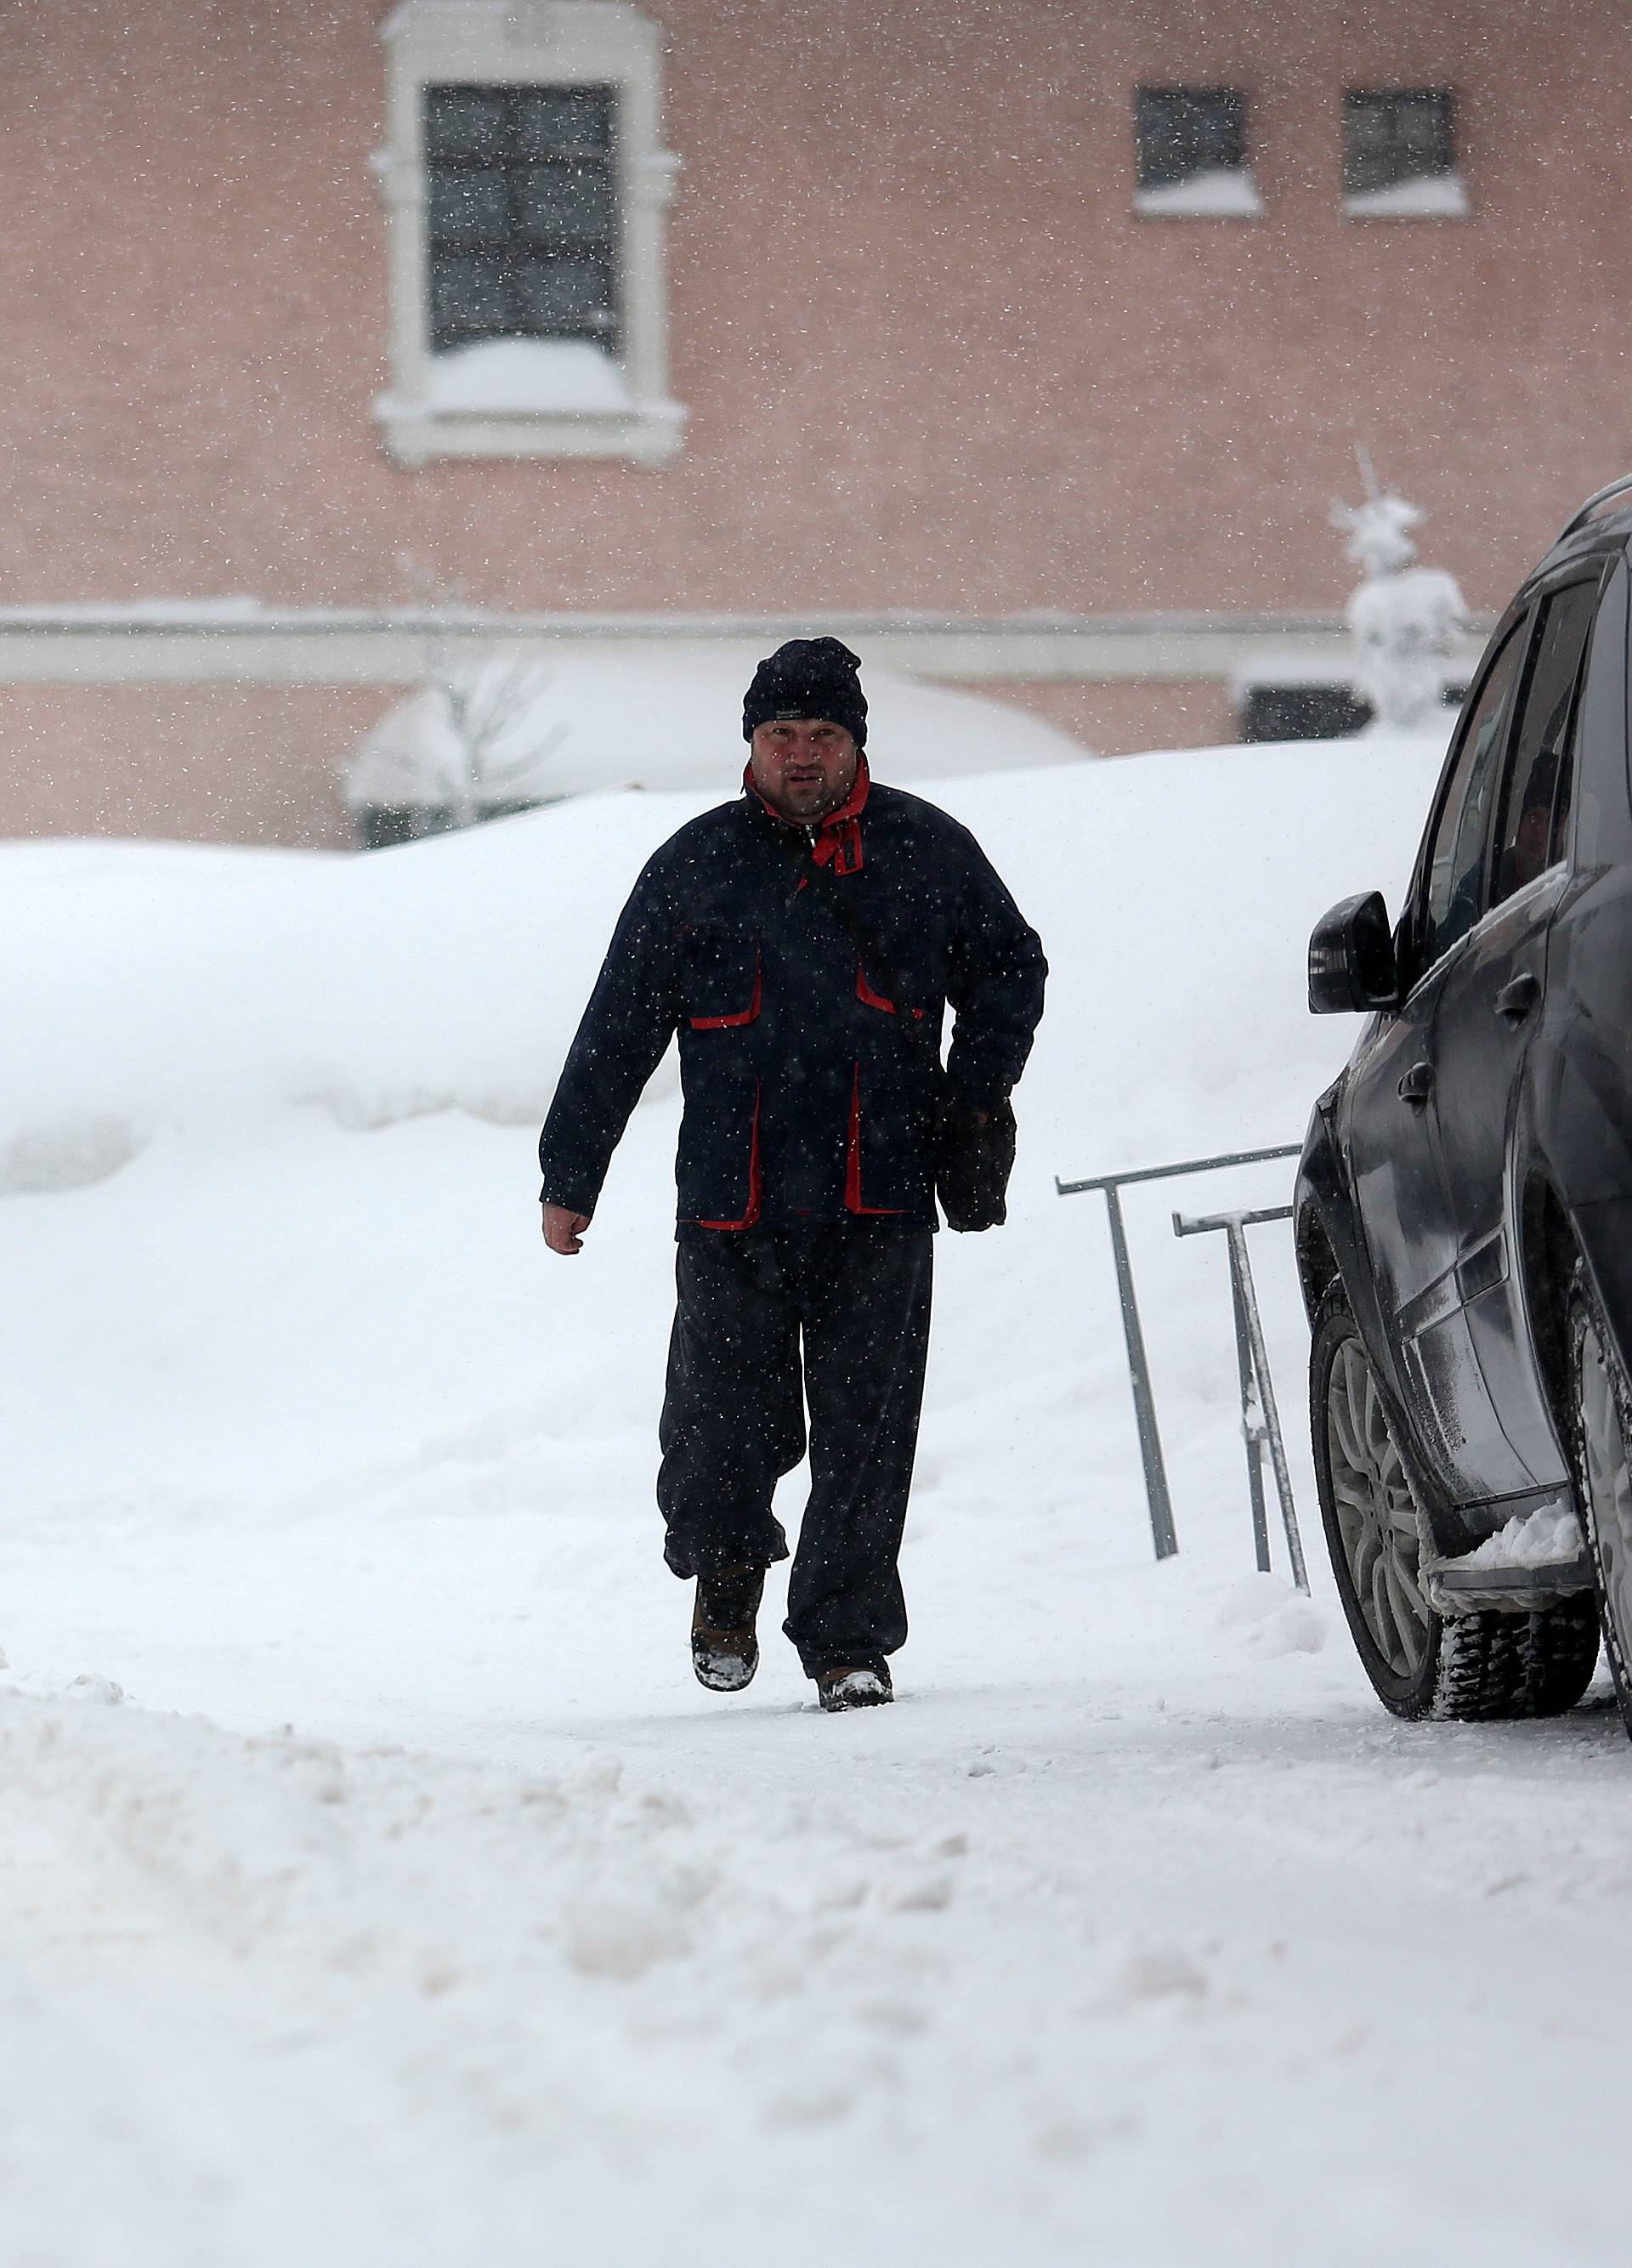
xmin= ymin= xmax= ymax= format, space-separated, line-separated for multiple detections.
xmin=347 ymin=650 xmax=568 ymax=849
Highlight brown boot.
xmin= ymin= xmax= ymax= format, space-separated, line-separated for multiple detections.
xmin=691 ymin=1564 xmax=766 ymax=1692
xmin=814 ymin=1664 xmax=893 ymax=1713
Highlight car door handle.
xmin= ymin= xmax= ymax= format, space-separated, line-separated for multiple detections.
xmin=1494 ymin=971 xmax=1540 ymax=1023
xmin=1398 ymin=1061 xmax=1435 ymax=1107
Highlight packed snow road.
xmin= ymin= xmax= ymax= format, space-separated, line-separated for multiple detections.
xmin=7 ymin=742 xmax=1632 ymax=2264
xmin=6 ymin=1544 xmax=1632 ymax=2268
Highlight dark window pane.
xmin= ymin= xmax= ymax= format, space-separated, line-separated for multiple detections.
xmin=1344 ymin=89 xmax=1455 ymax=196
xmin=425 ymin=87 xmax=509 ymax=161
xmin=517 ymin=254 xmax=616 ymax=332
xmin=356 ymin=804 xmax=461 ymax=849
xmin=519 ymin=162 xmax=616 ymax=242
xmin=1420 ymin=620 xmax=1527 ymax=967
xmin=517 ymin=85 xmax=614 ymax=158
xmin=1550 ymin=752 xmax=1576 ymax=868
xmin=1490 ymin=581 xmax=1598 ymax=903
xmin=1348 ymin=103 xmax=1392 ymax=154
xmin=1241 ymin=685 xmax=1371 ymax=741
xmin=1136 ymin=88 xmax=1245 ymax=190
xmin=1435 ymin=736 xmax=1504 ymax=959
xmin=431 ymin=254 xmax=515 ymax=343
xmin=423 ymin=81 xmax=620 ymax=350
xmin=1397 ymin=94 xmax=1446 ymax=157
xmin=428 ymin=165 xmax=511 ymax=239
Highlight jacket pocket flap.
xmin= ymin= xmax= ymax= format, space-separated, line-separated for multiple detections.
xmin=681 ymin=927 xmax=761 ymax=1028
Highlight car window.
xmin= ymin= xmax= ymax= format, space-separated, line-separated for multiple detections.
xmin=1550 ymin=737 xmax=1576 ymax=869
xmin=1419 ymin=619 xmax=1529 ymax=972
xmin=1489 ymin=577 xmax=1599 ymax=907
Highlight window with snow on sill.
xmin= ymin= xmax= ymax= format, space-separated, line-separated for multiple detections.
xmin=1343 ymin=171 xmax=1471 ymax=218
xmin=426 ymin=338 xmax=634 ymax=417
xmin=1135 ymin=167 xmax=1265 ymax=218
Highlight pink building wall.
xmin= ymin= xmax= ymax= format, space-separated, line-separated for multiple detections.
xmin=0 ymin=0 xmax=1625 ymax=837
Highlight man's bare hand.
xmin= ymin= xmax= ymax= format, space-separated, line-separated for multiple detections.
xmin=542 ymin=1204 xmax=591 ymax=1256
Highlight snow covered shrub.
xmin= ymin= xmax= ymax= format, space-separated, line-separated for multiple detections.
xmin=344 ymin=564 xmax=570 ymax=847
xmin=346 ymin=650 xmax=569 ymax=850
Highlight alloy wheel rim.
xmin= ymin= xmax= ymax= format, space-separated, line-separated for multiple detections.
xmin=1577 ymin=1318 xmax=1632 ymax=1662
xmin=1326 ymin=1335 xmax=1431 ymax=1677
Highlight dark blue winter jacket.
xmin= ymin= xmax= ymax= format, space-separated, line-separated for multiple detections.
xmin=537 ymin=766 xmax=1046 ymax=1233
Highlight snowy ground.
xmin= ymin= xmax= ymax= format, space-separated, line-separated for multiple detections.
xmin=6 ymin=735 xmax=1632 ymax=2267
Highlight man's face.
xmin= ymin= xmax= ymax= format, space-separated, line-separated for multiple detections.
xmin=749 ymin=718 xmax=860 ymax=823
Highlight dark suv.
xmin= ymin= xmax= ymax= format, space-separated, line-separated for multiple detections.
xmin=1297 ymin=477 xmax=1632 ymax=1732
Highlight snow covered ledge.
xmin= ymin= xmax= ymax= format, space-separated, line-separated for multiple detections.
xmin=1343 ymin=173 xmax=1472 ymax=220
xmin=1135 ymin=167 xmax=1266 ymax=219
xmin=376 ymin=338 xmax=687 ymax=468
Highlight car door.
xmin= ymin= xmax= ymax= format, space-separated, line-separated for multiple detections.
xmin=1428 ymin=570 xmax=1604 ymax=1488
xmin=1341 ymin=613 xmax=1534 ymax=1505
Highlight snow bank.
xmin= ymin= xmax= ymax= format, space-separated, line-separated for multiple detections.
xmin=0 ymin=729 xmax=1452 ymax=1527
xmin=0 ymin=811 xmax=665 ymax=1177
xmin=0 ymin=733 xmax=1442 ymax=1192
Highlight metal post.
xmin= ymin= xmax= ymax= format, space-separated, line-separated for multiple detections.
xmin=1103 ymin=1181 xmax=1178 ymax=1561
xmin=1055 ymin=1143 xmax=1303 ymax=1202
xmin=1227 ymin=1250 xmax=1272 ymax=1573
xmin=1056 ymin=1144 xmax=1300 ymax=1570
xmin=1224 ymin=1217 xmax=1310 ymax=1594
xmin=1171 ymin=1202 xmax=1309 ymax=1591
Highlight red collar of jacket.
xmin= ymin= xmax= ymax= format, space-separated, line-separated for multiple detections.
xmin=743 ymin=751 xmax=870 ymax=875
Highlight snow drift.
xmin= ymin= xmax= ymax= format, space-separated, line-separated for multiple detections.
xmin=0 ymin=734 xmax=1438 ymax=1197
xmin=0 ymin=731 xmax=1449 ymax=1515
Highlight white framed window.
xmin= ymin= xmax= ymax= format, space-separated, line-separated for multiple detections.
xmin=373 ymin=0 xmax=684 ymax=468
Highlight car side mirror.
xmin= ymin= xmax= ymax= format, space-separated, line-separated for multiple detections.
xmin=1308 ymin=891 xmax=1402 ymax=1015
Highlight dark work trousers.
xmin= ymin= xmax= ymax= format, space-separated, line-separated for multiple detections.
xmin=657 ymin=1223 xmax=934 ymax=1678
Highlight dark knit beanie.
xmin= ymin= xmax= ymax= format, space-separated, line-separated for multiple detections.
xmin=741 ymin=637 xmax=868 ymax=748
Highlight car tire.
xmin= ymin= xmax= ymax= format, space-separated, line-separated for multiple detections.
xmin=1566 ymin=1266 xmax=1632 ymax=1739
xmin=1312 ymin=1281 xmax=1599 ymax=1721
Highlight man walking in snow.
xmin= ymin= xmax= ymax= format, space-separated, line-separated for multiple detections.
xmin=538 ymin=640 xmax=1046 ymax=1711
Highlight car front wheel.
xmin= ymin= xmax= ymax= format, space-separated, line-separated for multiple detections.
xmin=1312 ymin=1281 xmax=1598 ymax=1721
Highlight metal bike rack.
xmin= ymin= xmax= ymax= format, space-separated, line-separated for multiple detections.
xmin=1171 ymin=1204 xmax=1309 ymax=1593
xmin=1055 ymin=1143 xmax=1301 ymax=1565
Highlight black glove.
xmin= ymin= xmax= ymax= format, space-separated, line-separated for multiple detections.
xmin=935 ymin=1093 xmax=1017 ymax=1233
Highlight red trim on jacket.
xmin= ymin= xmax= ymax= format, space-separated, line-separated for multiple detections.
xmin=856 ymin=960 xmax=895 ymax=1013
xmin=695 ymin=1080 xmax=763 ymax=1231
xmin=688 ymin=953 xmax=762 ymax=1030
xmin=855 ymin=960 xmax=926 ymax=1018
xmin=811 ymin=758 xmax=870 ymax=876
xmin=844 ymin=1062 xmax=906 ymax=1216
